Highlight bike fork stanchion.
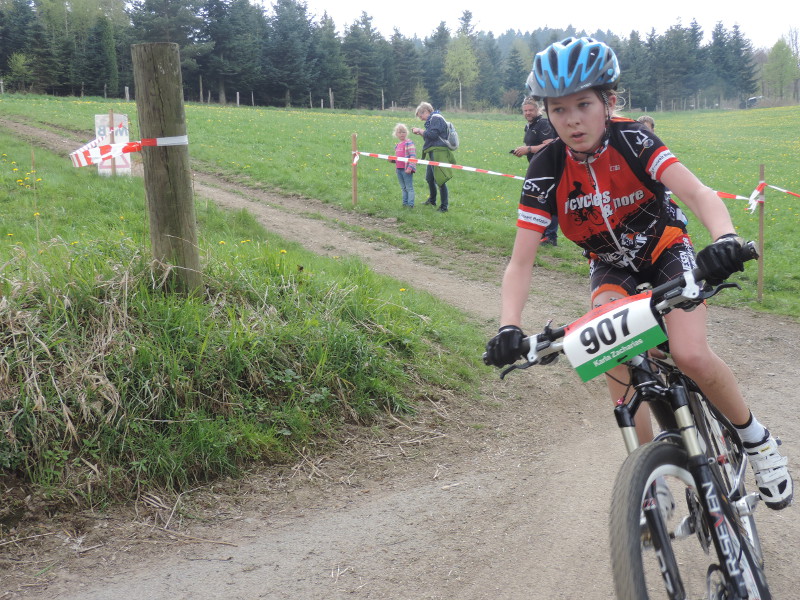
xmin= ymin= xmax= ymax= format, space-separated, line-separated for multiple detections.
xmin=642 ymin=486 xmax=687 ymax=600
xmin=688 ymin=455 xmax=750 ymax=598
xmin=672 ymin=385 xmax=751 ymax=598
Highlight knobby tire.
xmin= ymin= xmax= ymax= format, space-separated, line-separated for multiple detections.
xmin=609 ymin=441 xmax=771 ymax=599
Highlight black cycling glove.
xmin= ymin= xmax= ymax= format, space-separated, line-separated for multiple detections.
xmin=485 ymin=325 xmax=525 ymax=367
xmin=696 ymin=234 xmax=745 ymax=286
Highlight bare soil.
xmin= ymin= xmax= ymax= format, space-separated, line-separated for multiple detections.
xmin=1 ymin=118 xmax=798 ymax=599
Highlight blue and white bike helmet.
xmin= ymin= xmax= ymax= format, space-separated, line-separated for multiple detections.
xmin=527 ymin=37 xmax=620 ymax=98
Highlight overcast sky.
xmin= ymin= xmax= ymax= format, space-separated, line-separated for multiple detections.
xmin=296 ymin=0 xmax=795 ymax=51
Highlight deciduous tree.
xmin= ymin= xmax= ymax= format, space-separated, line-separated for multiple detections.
xmin=763 ymin=39 xmax=800 ymax=100
xmin=443 ymin=33 xmax=478 ymax=109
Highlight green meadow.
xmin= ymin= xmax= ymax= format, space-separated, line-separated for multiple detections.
xmin=2 ymin=94 xmax=798 ymax=309
xmin=1 ymin=95 xmax=798 ymax=509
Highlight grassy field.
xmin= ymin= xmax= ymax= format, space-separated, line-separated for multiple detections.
xmin=2 ymin=94 xmax=798 ymax=312
xmin=0 ymin=121 xmax=485 ymax=511
xmin=1 ymin=95 xmax=799 ymax=511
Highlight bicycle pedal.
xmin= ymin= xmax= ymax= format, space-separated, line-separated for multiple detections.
xmin=733 ymin=492 xmax=761 ymax=517
xmin=671 ymin=515 xmax=694 ymax=539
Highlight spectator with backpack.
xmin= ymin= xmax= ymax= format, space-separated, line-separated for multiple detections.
xmin=412 ymin=102 xmax=454 ymax=213
xmin=392 ymin=123 xmax=416 ymax=208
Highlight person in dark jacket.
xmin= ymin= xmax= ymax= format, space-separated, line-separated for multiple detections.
xmin=512 ymin=97 xmax=557 ymax=243
xmin=412 ymin=102 xmax=454 ymax=213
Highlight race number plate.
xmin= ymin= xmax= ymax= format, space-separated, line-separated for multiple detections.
xmin=562 ymin=292 xmax=667 ymax=382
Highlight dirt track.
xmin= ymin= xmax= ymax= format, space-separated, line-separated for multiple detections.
xmin=1 ymin=117 xmax=798 ymax=599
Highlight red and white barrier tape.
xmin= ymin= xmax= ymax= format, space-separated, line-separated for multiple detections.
xmin=714 ymin=190 xmax=749 ymax=200
xmin=353 ymin=151 xmax=798 ymax=202
xmin=353 ymin=151 xmax=525 ymax=181
xmin=746 ymin=182 xmax=800 ymax=213
xmin=70 ymin=136 xmax=108 ymax=166
xmin=71 ymin=135 xmax=189 ymax=167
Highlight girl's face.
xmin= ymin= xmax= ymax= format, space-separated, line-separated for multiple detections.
xmin=546 ymin=90 xmax=615 ymax=154
xmin=396 ymin=129 xmax=407 ymax=140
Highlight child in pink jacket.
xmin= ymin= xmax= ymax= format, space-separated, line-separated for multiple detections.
xmin=393 ymin=123 xmax=416 ymax=208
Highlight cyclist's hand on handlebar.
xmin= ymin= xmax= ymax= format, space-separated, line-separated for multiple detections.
xmin=485 ymin=325 xmax=526 ymax=366
xmin=696 ymin=234 xmax=746 ymax=286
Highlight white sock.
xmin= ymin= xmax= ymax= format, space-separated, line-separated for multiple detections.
xmin=734 ymin=413 xmax=769 ymax=446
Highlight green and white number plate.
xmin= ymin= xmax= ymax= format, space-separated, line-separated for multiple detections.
xmin=563 ymin=292 xmax=668 ymax=382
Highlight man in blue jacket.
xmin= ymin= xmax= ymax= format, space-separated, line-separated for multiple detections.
xmin=412 ymin=102 xmax=454 ymax=213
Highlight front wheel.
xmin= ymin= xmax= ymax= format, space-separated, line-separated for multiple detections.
xmin=609 ymin=441 xmax=771 ymax=599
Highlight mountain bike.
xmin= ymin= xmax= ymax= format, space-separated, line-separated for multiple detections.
xmin=485 ymin=242 xmax=773 ymax=599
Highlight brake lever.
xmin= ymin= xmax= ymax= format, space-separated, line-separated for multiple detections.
xmin=699 ymin=281 xmax=741 ymax=300
xmin=499 ymin=360 xmax=536 ymax=380
xmin=670 ymin=280 xmax=742 ymax=312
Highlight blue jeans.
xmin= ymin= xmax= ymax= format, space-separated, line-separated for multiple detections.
xmin=425 ymin=165 xmax=448 ymax=209
xmin=397 ymin=169 xmax=415 ymax=206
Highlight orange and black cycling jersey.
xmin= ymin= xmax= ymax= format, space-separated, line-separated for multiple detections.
xmin=518 ymin=118 xmax=689 ymax=272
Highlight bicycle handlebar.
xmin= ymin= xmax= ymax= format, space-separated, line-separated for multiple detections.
xmin=650 ymin=239 xmax=759 ymax=305
xmin=483 ymin=240 xmax=759 ymax=369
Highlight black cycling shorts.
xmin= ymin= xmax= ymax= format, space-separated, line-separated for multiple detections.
xmin=589 ymin=235 xmax=696 ymax=306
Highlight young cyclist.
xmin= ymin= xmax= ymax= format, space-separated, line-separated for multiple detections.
xmin=484 ymin=37 xmax=793 ymax=510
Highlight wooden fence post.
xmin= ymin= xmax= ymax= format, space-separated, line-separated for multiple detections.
xmin=108 ymin=109 xmax=117 ymax=177
xmin=758 ymin=164 xmax=765 ymax=303
xmin=131 ymin=42 xmax=202 ymax=295
xmin=351 ymin=133 xmax=358 ymax=206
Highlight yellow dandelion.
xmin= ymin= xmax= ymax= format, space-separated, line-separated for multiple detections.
xmin=219 ymin=240 xmax=226 ymax=245
xmin=400 ymin=288 xmax=407 ymax=292
xmin=280 ymin=249 xmax=287 ymax=254
xmin=33 ymin=212 xmax=40 ymax=217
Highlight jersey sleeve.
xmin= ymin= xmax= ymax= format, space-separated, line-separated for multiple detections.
xmin=517 ymin=146 xmax=559 ymax=232
xmin=616 ymin=120 xmax=679 ymax=182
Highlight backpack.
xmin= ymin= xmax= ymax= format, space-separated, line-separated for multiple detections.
xmin=432 ymin=113 xmax=459 ymax=151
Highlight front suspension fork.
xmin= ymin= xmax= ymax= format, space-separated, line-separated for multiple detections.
xmin=672 ymin=385 xmax=751 ymax=599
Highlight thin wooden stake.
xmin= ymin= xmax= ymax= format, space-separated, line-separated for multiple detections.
xmin=108 ymin=109 xmax=117 ymax=177
xmin=758 ymin=164 xmax=765 ymax=303
xmin=351 ymin=133 xmax=358 ymax=207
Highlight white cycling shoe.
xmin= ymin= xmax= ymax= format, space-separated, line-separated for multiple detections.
xmin=746 ymin=434 xmax=794 ymax=510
